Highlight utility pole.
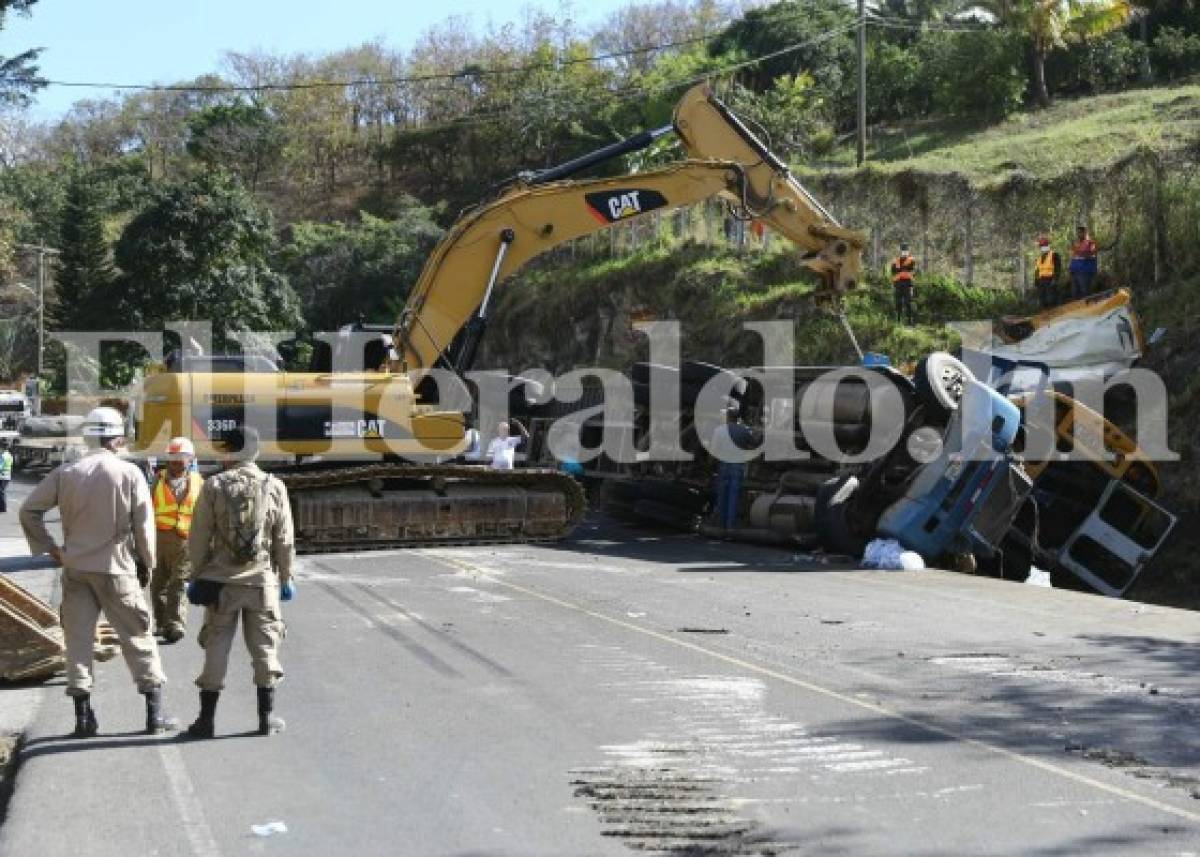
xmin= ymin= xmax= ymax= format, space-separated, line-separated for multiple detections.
xmin=857 ymin=0 xmax=867 ymax=167
xmin=17 ymin=243 xmax=60 ymax=415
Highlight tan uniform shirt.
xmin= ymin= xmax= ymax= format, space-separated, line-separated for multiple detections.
xmin=188 ymin=462 xmax=294 ymax=586
xmin=20 ymin=447 xmax=155 ymax=574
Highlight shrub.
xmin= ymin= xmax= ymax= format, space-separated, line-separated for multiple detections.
xmin=1049 ymin=32 xmax=1148 ymax=95
xmin=1152 ymin=26 xmax=1200 ymax=80
xmin=916 ymin=30 xmax=1027 ymax=120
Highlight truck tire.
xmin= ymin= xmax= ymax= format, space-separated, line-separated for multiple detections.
xmin=914 ymin=352 xmax=974 ymax=421
xmin=813 ymin=475 xmax=870 ymax=557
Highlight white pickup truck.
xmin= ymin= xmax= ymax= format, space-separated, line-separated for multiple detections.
xmin=0 ymin=389 xmax=30 ymax=430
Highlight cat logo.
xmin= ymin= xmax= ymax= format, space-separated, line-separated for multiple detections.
xmin=324 ymin=419 xmax=387 ymax=439
xmin=585 ymin=189 xmax=669 ymax=224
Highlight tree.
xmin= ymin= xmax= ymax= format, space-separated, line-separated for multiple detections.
xmin=957 ymin=0 xmax=1134 ymax=106
xmin=52 ymin=171 xmax=115 ymax=330
xmin=113 ymin=171 xmax=301 ymax=349
xmin=187 ymin=100 xmax=285 ymax=191
xmin=276 ymin=201 xmax=443 ymax=332
xmin=0 ymin=0 xmax=45 ymax=107
xmin=709 ymin=0 xmax=858 ymax=124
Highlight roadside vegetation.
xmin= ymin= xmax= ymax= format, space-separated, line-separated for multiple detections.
xmin=488 ymin=243 xmax=1025 ymax=372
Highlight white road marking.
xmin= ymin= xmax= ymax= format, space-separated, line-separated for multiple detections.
xmin=157 ymin=742 xmax=222 ymax=857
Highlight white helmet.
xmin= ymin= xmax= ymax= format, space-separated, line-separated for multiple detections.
xmin=81 ymin=406 xmax=125 ymax=438
xmin=166 ymin=436 xmax=195 ymax=460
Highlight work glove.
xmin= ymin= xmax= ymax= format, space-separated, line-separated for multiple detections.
xmin=136 ymin=560 xmax=150 ymax=589
xmin=280 ymin=580 xmax=296 ymax=603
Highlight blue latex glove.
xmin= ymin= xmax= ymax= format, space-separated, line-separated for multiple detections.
xmin=185 ymin=580 xmax=200 ymax=605
xmin=280 ymin=580 xmax=296 ymax=602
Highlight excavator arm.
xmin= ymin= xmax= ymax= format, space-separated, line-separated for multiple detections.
xmin=673 ymin=85 xmax=864 ymax=296
xmin=393 ymin=84 xmax=865 ymax=373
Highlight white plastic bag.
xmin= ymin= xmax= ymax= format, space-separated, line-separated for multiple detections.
xmin=251 ymin=821 xmax=288 ymax=837
xmin=862 ymin=538 xmax=925 ymax=571
xmin=1025 ymin=566 xmax=1052 ymax=587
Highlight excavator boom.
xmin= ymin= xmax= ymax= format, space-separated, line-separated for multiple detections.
xmin=394 ymin=84 xmax=865 ymax=373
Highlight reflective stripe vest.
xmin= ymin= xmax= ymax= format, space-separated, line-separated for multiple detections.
xmin=1036 ymin=251 xmax=1056 ymax=279
xmin=892 ymin=255 xmax=915 ymax=285
xmin=153 ymin=471 xmax=203 ymax=536
xmin=0 ymin=451 xmax=11 ymax=480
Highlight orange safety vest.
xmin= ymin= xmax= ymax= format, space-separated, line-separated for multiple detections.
xmin=892 ymin=255 xmax=915 ymax=285
xmin=1036 ymin=251 xmax=1056 ymax=279
xmin=154 ymin=471 xmax=203 ymax=536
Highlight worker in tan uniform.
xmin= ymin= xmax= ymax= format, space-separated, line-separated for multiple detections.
xmin=151 ymin=436 xmax=202 ymax=643
xmin=186 ymin=426 xmax=294 ymax=738
xmin=20 ymin=407 xmax=176 ymax=737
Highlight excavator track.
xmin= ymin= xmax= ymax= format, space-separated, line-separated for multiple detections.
xmin=276 ymin=464 xmax=586 ymax=554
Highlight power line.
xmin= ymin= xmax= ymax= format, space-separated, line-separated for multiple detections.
xmin=54 ymin=22 xmax=860 ymax=146
xmin=866 ymin=17 xmax=987 ymax=33
xmin=22 ymin=5 xmax=860 ymax=97
xmin=23 ymin=31 xmax=728 ymax=95
xmin=376 ymin=23 xmax=862 ymax=141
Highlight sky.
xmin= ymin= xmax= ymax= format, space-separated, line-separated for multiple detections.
xmin=4 ymin=0 xmax=640 ymax=120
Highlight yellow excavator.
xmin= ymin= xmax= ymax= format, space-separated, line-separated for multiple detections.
xmin=133 ymin=84 xmax=865 ymax=551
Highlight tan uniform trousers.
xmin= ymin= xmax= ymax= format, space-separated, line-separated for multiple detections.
xmin=60 ymin=568 xmax=165 ymax=697
xmin=151 ymin=530 xmax=190 ymax=634
xmin=195 ymin=583 xmax=284 ymax=691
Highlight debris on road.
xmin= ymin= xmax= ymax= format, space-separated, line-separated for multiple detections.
xmin=0 ymin=574 xmax=119 ymax=681
xmin=250 ymin=821 xmax=288 ymax=837
xmin=862 ymin=539 xmax=925 ymax=571
xmin=1025 ymin=567 xmax=1052 ymax=587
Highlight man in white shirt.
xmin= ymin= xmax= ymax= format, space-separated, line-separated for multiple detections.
xmin=486 ymin=420 xmax=528 ymax=470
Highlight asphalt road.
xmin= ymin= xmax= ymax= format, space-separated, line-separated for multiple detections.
xmin=1 ymin=495 xmax=1198 ymax=855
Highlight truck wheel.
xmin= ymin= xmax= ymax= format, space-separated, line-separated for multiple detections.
xmin=814 ymin=475 xmax=870 ymax=557
xmin=914 ymin=352 xmax=974 ymax=420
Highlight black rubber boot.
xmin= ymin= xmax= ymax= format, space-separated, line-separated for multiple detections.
xmin=71 ymin=694 xmax=98 ymax=738
xmin=188 ymin=690 xmax=219 ymax=739
xmin=143 ymin=687 xmax=178 ymax=735
xmin=256 ymin=687 xmax=285 ymax=736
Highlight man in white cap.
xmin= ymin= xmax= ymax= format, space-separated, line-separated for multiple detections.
xmin=150 ymin=437 xmax=203 ymax=643
xmin=20 ymin=407 xmax=175 ymax=737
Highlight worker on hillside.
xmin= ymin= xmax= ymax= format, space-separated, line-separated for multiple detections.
xmin=890 ymin=243 xmax=917 ymax=325
xmin=186 ymin=426 xmax=294 ymax=738
xmin=19 ymin=407 xmax=176 ymax=738
xmin=0 ymin=440 xmax=12 ymax=513
xmin=1069 ymin=224 xmax=1099 ymax=300
xmin=151 ymin=437 xmax=202 ymax=644
xmin=1033 ymin=236 xmax=1063 ymax=309
xmin=711 ymin=405 xmax=755 ymax=531
xmin=487 ymin=419 xmax=529 ymax=470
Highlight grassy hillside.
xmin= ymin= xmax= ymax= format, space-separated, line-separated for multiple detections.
xmin=813 ymin=83 xmax=1200 ymax=185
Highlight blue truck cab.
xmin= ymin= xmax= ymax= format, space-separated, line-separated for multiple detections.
xmin=876 ymin=379 xmax=1032 ymax=560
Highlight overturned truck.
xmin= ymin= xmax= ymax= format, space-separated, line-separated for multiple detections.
xmin=527 ymin=343 xmax=1174 ymax=598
